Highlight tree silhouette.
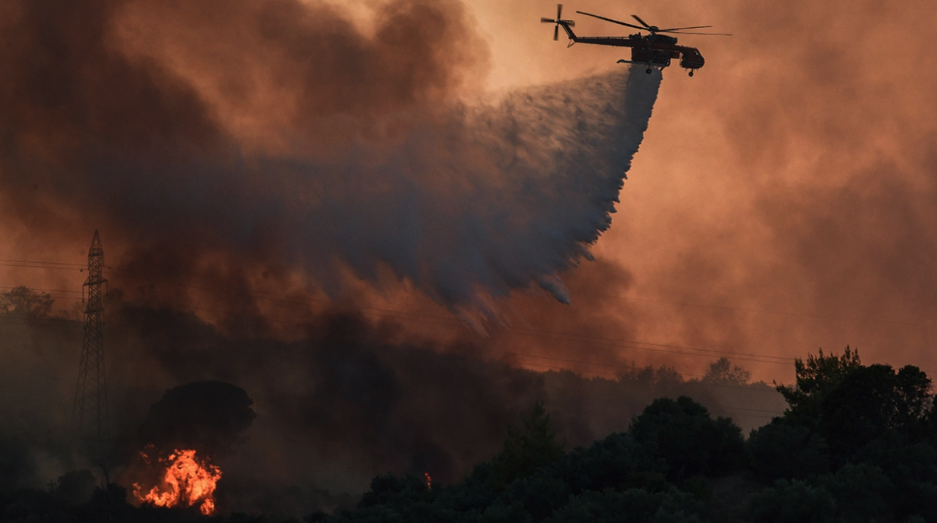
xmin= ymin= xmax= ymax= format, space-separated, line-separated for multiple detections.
xmin=491 ymin=401 xmax=564 ymax=486
xmin=747 ymin=421 xmax=830 ymax=480
xmin=818 ymin=363 xmax=931 ymax=456
xmin=0 ymin=286 xmax=54 ymax=319
xmin=629 ymin=396 xmax=744 ymax=480
xmin=776 ymin=346 xmax=862 ymax=427
xmin=703 ymin=357 xmax=751 ymax=384
xmin=747 ymin=479 xmax=837 ymax=523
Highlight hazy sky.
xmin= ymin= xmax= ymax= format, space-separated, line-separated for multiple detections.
xmin=3 ymin=0 xmax=937 ymax=385
xmin=459 ymin=0 xmax=937 ymax=383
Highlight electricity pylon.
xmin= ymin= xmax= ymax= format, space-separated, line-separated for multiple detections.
xmin=73 ymin=230 xmax=109 ymax=460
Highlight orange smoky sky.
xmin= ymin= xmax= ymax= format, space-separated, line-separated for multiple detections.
xmin=3 ymin=0 xmax=937 ymax=385
xmin=461 ymin=0 xmax=937 ymax=383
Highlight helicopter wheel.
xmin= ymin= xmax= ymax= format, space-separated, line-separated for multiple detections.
xmin=688 ymin=70 xmax=694 ymax=77
xmin=645 ymin=68 xmax=652 ymax=74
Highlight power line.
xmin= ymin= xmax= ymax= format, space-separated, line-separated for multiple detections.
xmin=0 ymin=293 xmax=788 ymax=421
xmin=0 ymin=318 xmax=83 ymax=326
xmin=9 ymin=271 xmax=928 ymax=377
xmin=0 ymin=259 xmax=85 ymax=267
xmin=6 ymin=255 xmax=937 ymax=329
xmin=189 ymin=292 xmax=937 ymax=376
xmin=178 ymin=297 xmax=793 ymax=366
xmin=496 ymin=327 xmax=794 ymax=365
xmin=106 ymin=267 xmax=463 ymax=325
xmin=99 ymin=267 xmax=798 ymax=365
xmin=0 ymin=285 xmax=83 ymax=295
xmin=0 ymin=295 xmax=788 ymax=417
xmin=0 ymin=261 xmax=84 ymax=271
xmin=502 ymin=351 xmax=782 ymax=392
xmin=2 ymin=277 xmax=792 ymax=367
xmin=9 ymin=257 xmax=932 ymax=425
xmin=523 ymin=364 xmax=786 ymax=417
xmin=11 ymin=256 xmax=928 ymax=373
xmin=171 ymin=302 xmax=792 ymax=388
xmin=629 ymin=295 xmax=937 ymax=328
xmin=0 ymin=285 xmax=798 ymax=381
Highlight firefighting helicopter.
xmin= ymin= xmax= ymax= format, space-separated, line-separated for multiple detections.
xmin=540 ymin=4 xmax=731 ymax=76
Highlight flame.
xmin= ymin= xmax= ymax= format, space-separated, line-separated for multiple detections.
xmin=424 ymin=472 xmax=432 ymax=490
xmin=133 ymin=449 xmax=221 ymax=515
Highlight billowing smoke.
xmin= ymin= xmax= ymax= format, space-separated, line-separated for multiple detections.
xmin=0 ymin=0 xmax=660 ymax=313
xmin=0 ymin=0 xmax=686 ymax=517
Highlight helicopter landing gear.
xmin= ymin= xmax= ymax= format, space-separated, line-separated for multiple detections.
xmin=645 ymin=68 xmax=652 ymax=74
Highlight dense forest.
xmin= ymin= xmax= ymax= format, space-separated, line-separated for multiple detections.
xmin=3 ymin=347 xmax=937 ymax=522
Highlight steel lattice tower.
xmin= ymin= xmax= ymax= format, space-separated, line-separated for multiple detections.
xmin=73 ymin=230 xmax=109 ymax=460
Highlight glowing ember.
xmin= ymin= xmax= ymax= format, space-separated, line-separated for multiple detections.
xmin=133 ymin=449 xmax=221 ymax=515
xmin=424 ymin=472 xmax=432 ymax=490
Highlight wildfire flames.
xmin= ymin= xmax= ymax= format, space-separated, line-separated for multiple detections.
xmin=132 ymin=449 xmax=222 ymax=515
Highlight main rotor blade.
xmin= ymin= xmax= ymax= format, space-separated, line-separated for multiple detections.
xmin=658 ymin=25 xmax=712 ymax=32
xmin=631 ymin=15 xmax=652 ymax=29
xmin=554 ymin=25 xmax=559 ymax=40
xmin=663 ymin=30 xmax=733 ymax=36
xmin=557 ymin=3 xmax=563 ymax=20
xmin=576 ymin=11 xmax=646 ymax=31
xmin=541 ymin=17 xmax=555 ymax=23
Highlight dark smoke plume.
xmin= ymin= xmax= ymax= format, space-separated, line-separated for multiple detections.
xmin=0 ymin=0 xmax=683 ymax=517
xmin=0 ymin=0 xmax=659 ymax=313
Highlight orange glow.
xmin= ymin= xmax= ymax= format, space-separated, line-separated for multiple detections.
xmin=424 ymin=472 xmax=432 ymax=490
xmin=133 ymin=449 xmax=221 ymax=515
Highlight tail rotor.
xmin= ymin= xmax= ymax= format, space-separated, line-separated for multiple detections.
xmin=540 ymin=3 xmax=575 ymax=41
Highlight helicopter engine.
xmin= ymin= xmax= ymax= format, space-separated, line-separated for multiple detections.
xmin=680 ymin=48 xmax=705 ymax=75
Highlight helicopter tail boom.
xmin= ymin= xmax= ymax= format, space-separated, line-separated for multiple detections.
xmin=557 ymin=21 xmax=578 ymax=45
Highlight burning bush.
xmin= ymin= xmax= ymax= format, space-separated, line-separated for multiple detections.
xmin=132 ymin=447 xmax=221 ymax=515
xmin=130 ymin=380 xmax=255 ymax=514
